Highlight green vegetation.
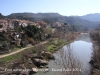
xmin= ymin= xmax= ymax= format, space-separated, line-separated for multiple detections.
xmin=46 ymin=39 xmax=67 ymax=52
xmin=0 ymin=39 xmax=67 ymax=62
xmin=0 ymin=13 xmax=80 ymax=63
xmin=24 ymin=25 xmax=43 ymax=41
xmin=0 ymin=47 xmax=20 ymax=56
xmin=0 ymin=47 xmax=34 ymax=62
xmin=0 ymin=52 xmax=22 ymax=62
xmin=0 ymin=32 xmax=6 ymax=41
xmin=0 ymin=37 xmax=5 ymax=41
xmin=0 ymin=25 xmax=3 ymax=28
xmin=47 ymin=45 xmax=56 ymax=51
xmin=89 ymin=26 xmax=100 ymax=75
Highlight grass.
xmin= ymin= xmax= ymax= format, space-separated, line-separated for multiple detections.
xmin=0 ymin=52 xmax=22 ymax=62
xmin=47 ymin=39 xmax=67 ymax=52
xmin=0 ymin=47 xmax=34 ymax=63
xmin=0 ymin=39 xmax=67 ymax=62
xmin=47 ymin=45 xmax=57 ymax=52
xmin=0 ymin=47 xmax=20 ymax=55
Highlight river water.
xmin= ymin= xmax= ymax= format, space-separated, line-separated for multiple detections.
xmin=34 ymin=33 xmax=93 ymax=75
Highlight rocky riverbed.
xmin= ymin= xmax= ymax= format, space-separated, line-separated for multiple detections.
xmin=0 ymin=50 xmax=54 ymax=75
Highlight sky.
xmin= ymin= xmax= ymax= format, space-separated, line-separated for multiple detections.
xmin=0 ymin=0 xmax=100 ymax=16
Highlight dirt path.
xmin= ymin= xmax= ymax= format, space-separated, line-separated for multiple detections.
xmin=0 ymin=41 xmax=47 ymax=58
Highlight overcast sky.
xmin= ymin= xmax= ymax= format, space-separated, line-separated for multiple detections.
xmin=0 ymin=0 xmax=100 ymax=16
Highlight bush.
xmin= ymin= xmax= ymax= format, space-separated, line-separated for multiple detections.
xmin=0 ymin=25 xmax=3 ymax=28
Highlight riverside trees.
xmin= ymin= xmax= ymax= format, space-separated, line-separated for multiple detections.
xmin=90 ymin=26 xmax=100 ymax=75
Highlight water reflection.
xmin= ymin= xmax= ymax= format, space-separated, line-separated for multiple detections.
xmin=75 ymin=33 xmax=91 ymax=43
xmin=34 ymin=33 xmax=92 ymax=75
xmin=66 ymin=33 xmax=92 ymax=75
xmin=70 ymin=33 xmax=92 ymax=63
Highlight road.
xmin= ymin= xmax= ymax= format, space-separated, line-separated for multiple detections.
xmin=0 ymin=41 xmax=47 ymax=58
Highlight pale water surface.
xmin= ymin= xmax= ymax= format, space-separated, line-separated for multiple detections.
xmin=34 ymin=33 xmax=93 ymax=75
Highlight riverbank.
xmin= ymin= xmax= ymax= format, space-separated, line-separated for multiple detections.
xmin=34 ymin=32 xmax=92 ymax=75
xmin=89 ymin=30 xmax=100 ymax=75
xmin=46 ymin=39 xmax=67 ymax=52
xmin=0 ymin=32 xmax=80 ymax=75
xmin=0 ymin=38 xmax=68 ymax=75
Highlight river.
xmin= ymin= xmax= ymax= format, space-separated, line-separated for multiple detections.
xmin=34 ymin=33 xmax=93 ymax=75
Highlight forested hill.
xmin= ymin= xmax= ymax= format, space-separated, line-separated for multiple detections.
xmin=3 ymin=13 xmax=100 ymax=30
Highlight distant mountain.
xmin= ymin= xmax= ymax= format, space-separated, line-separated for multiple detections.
xmin=6 ymin=13 xmax=99 ymax=30
xmin=47 ymin=16 xmax=99 ymax=29
xmin=74 ymin=13 xmax=100 ymax=22
xmin=7 ymin=13 xmax=62 ymax=18
xmin=7 ymin=13 xmax=62 ymax=22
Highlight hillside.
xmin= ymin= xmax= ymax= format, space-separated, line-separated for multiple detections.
xmin=46 ymin=16 xmax=98 ymax=29
xmin=7 ymin=13 xmax=62 ymax=18
xmin=74 ymin=13 xmax=100 ymax=22
xmin=6 ymin=13 xmax=100 ymax=30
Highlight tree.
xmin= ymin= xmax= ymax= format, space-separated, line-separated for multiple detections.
xmin=0 ymin=25 xmax=3 ymax=28
xmin=24 ymin=24 xmax=44 ymax=41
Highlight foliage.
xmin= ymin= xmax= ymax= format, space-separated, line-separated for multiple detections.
xmin=46 ymin=39 xmax=67 ymax=52
xmin=0 ymin=25 xmax=3 ymax=28
xmin=0 ymin=33 xmax=6 ymax=41
xmin=90 ymin=25 xmax=100 ymax=74
xmin=90 ymin=30 xmax=100 ymax=43
xmin=24 ymin=24 xmax=43 ymax=41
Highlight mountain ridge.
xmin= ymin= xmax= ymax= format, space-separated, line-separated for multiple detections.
xmin=73 ymin=13 xmax=100 ymax=22
xmin=0 ymin=12 xmax=99 ymax=30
